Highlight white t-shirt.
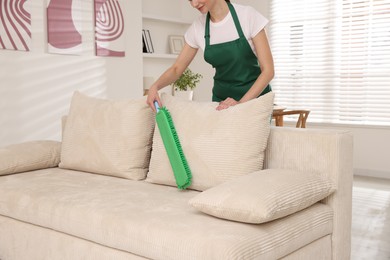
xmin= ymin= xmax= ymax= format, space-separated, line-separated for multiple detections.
xmin=184 ymin=3 xmax=268 ymax=54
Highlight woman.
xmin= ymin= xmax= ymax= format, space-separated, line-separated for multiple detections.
xmin=146 ymin=0 xmax=274 ymax=111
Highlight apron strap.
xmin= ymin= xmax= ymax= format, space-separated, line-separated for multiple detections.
xmin=227 ymin=3 xmax=245 ymax=39
xmin=204 ymin=3 xmax=245 ymax=47
xmin=205 ymin=12 xmax=211 ymax=47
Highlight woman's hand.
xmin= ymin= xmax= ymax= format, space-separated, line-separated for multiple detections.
xmin=216 ymin=97 xmax=239 ymax=111
xmin=146 ymin=87 xmax=161 ymax=113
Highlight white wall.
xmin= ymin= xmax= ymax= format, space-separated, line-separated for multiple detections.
xmin=0 ymin=0 xmax=142 ymax=146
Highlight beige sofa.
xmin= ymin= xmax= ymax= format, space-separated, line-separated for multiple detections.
xmin=0 ymin=92 xmax=353 ymax=260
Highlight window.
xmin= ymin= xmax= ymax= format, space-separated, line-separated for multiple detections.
xmin=269 ymin=0 xmax=390 ymax=126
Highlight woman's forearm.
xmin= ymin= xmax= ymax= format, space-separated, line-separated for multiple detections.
xmin=239 ymin=68 xmax=274 ymax=103
xmin=149 ymin=66 xmax=183 ymax=91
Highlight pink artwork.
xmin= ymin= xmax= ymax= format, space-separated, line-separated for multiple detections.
xmin=94 ymin=0 xmax=125 ymax=57
xmin=47 ymin=0 xmax=82 ymax=54
xmin=0 ymin=0 xmax=31 ymax=52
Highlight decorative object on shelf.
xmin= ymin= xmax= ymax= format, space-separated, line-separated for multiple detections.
xmin=168 ymin=35 xmax=185 ymax=54
xmin=172 ymin=68 xmax=202 ymax=101
xmin=47 ymin=0 xmax=82 ymax=55
xmin=94 ymin=0 xmax=125 ymax=57
xmin=142 ymin=29 xmax=154 ymax=53
xmin=0 ymin=0 xmax=31 ymax=52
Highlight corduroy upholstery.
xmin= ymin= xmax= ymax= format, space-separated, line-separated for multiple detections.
xmin=0 ymin=169 xmax=333 ymax=260
xmin=0 ymin=109 xmax=353 ymax=259
xmin=264 ymin=127 xmax=353 ymax=260
xmin=0 ymin=140 xmax=60 ymax=176
xmin=59 ymin=92 xmax=155 ymax=180
xmin=147 ymin=92 xmax=274 ymax=191
xmin=189 ymin=169 xmax=336 ymax=224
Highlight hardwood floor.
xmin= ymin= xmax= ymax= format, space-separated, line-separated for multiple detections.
xmin=352 ymin=176 xmax=390 ymax=260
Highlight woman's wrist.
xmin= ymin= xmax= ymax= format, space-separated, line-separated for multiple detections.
xmin=150 ymin=84 xmax=160 ymax=92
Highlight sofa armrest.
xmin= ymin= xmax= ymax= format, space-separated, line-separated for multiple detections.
xmin=0 ymin=141 xmax=61 ymax=176
xmin=264 ymin=127 xmax=353 ymax=260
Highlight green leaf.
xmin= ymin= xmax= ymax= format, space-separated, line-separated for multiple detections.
xmin=172 ymin=68 xmax=203 ymax=91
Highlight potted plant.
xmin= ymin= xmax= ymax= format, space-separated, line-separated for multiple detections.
xmin=172 ymin=68 xmax=202 ymax=100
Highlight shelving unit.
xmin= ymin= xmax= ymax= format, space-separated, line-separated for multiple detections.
xmin=142 ymin=13 xmax=192 ymax=25
xmin=141 ymin=10 xmax=192 ymax=94
xmin=143 ymin=53 xmax=178 ymax=59
xmin=142 ymin=14 xmax=190 ymax=56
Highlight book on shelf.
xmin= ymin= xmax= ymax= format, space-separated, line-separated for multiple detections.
xmin=142 ymin=31 xmax=148 ymax=53
xmin=142 ymin=29 xmax=154 ymax=53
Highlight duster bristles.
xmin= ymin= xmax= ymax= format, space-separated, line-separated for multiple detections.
xmin=156 ymin=107 xmax=192 ymax=190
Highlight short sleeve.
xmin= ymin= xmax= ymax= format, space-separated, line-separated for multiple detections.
xmin=185 ymin=21 xmax=199 ymax=49
xmin=247 ymin=6 xmax=269 ymax=38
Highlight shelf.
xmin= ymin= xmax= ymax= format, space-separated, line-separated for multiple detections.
xmin=142 ymin=13 xmax=192 ymax=25
xmin=143 ymin=53 xmax=178 ymax=59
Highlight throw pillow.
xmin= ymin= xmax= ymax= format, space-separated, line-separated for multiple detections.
xmin=0 ymin=140 xmax=61 ymax=176
xmin=146 ymin=92 xmax=274 ymax=191
xmin=59 ymin=91 xmax=155 ymax=180
xmin=189 ymin=169 xmax=336 ymax=224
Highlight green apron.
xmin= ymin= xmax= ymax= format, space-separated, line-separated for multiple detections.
xmin=204 ymin=3 xmax=271 ymax=102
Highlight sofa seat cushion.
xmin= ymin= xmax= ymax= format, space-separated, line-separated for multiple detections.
xmin=0 ymin=169 xmax=333 ymax=260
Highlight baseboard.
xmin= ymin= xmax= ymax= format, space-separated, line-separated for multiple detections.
xmin=354 ymin=168 xmax=390 ymax=180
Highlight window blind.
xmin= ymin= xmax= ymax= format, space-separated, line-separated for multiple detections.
xmin=269 ymin=0 xmax=390 ymax=126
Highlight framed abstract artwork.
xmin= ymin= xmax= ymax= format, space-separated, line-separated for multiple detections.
xmin=47 ymin=0 xmax=83 ymax=55
xmin=0 ymin=0 xmax=31 ymax=52
xmin=94 ymin=0 xmax=125 ymax=57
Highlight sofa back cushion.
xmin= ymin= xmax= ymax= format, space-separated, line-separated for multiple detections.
xmin=146 ymin=92 xmax=274 ymax=191
xmin=0 ymin=141 xmax=61 ymax=176
xmin=59 ymin=91 xmax=155 ymax=180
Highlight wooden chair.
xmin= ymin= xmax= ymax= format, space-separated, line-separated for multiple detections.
xmin=272 ymin=109 xmax=310 ymax=128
